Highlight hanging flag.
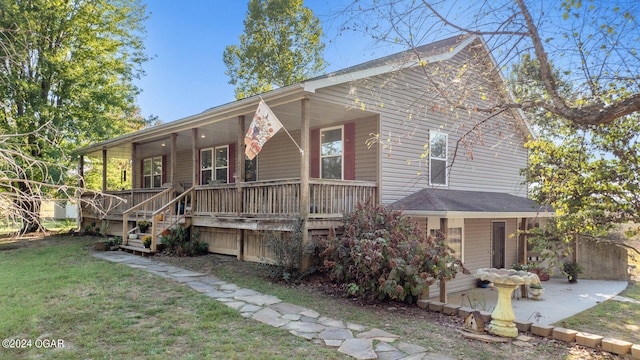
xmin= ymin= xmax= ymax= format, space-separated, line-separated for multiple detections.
xmin=244 ymin=99 xmax=283 ymax=160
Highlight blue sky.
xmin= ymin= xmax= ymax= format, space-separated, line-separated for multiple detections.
xmin=135 ymin=1 xmax=400 ymax=123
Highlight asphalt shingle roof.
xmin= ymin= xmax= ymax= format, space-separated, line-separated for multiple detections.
xmin=390 ymin=188 xmax=551 ymax=214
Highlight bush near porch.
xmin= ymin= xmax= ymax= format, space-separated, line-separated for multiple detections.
xmin=318 ymin=200 xmax=467 ymax=304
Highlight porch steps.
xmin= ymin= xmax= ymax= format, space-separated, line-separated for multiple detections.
xmin=120 ymin=239 xmax=156 ymax=256
xmin=119 ymin=245 xmax=156 ymax=256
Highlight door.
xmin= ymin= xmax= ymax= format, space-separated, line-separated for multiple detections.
xmin=492 ymin=221 xmax=506 ymax=269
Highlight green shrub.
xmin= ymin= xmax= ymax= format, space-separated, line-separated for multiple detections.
xmin=264 ymin=219 xmax=304 ymax=282
xmin=161 ymin=226 xmax=208 ymax=256
xmin=319 ymin=199 xmax=467 ymax=304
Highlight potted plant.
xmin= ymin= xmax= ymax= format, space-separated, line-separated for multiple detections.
xmin=528 ymin=283 xmax=545 ymax=300
xmin=562 ymin=261 xmax=583 ymax=283
xmin=142 ymin=235 xmax=152 ymax=249
xmin=137 ymin=220 xmax=151 ymax=233
xmin=528 ymin=263 xmax=550 ymax=281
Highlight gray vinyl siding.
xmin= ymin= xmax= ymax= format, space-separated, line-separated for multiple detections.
xmin=354 ymin=116 xmax=378 ymax=182
xmin=313 ymin=43 xmax=530 ymax=205
xmin=174 ymin=149 xmax=192 ymax=187
xmin=256 ymin=117 xmax=379 ymax=181
xmin=258 ymin=129 xmax=302 ymax=180
xmin=410 ymin=217 xmax=522 ymax=296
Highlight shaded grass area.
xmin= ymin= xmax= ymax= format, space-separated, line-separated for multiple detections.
xmin=0 ymin=236 xmax=346 ymax=359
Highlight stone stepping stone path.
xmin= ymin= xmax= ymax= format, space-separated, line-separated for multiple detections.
xmin=93 ymin=251 xmax=455 ymax=360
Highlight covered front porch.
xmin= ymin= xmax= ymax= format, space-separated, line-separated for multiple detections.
xmin=76 ymin=92 xmax=380 ymax=259
xmin=80 ymin=178 xmax=376 ymax=254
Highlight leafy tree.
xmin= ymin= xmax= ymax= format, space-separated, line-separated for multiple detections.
xmin=0 ymin=0 xmax=149 ymax=232
xmin=509 ymin=53 xmax=640 ymax=266
xmin=223 ymin=0 xmax=327 ymax=99
xmin=339 ymin=0 xmax=640 ymax=127
xmin=338 ymin=1 xmax=640 ymax=236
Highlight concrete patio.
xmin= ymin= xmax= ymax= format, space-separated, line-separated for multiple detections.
xmin=445 ymin=277 xmax=629 ymax=326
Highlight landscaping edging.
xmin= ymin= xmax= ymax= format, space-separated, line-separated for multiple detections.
xmin=417 ymin=299 xmax=640 ymax=359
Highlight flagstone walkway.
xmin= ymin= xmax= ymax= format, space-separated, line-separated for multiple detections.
xmin=93 ymin=251 xmax=454 ymax=360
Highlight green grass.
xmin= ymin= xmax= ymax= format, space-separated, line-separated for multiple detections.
xmin=161 ymin=255 xmax=572 ymax=360
xmin=0 ymin=236 xmax=346 ymax=359
xmin=0 ymin=219 xmax=77 ymax=235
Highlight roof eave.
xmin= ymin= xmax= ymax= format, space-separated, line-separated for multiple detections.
xmin=303 ymin=35 xmax=480 ymax=93
xmin=74 ymin=84 xmax=307 ymax=156
xmin=402 ymin=210 xmax=555 ymax=218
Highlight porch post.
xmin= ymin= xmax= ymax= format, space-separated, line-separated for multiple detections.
xmin=300 ymin=98 xmax=310 ymax=267
xmin=518 ymin=217 xmax=529 ymax=298
xmin=170 ymin=133 xmax=177 ymax=184
xmin=131 ymin=143 xmax=137 ymax=189
xmin=78 ymin=155 xmax=85 ymax=188
xmin=102 ymin=149 xmax=107 ymax=192
xmin=191 ymin=128 xmax=198 ymax=212
xmin=439 ymin=217 xmax=448 ymax=303
xmin=236 ymin=115 xmax=245 ymax=260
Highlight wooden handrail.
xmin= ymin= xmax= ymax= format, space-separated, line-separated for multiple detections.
xmin=149 ymin=186 xmax=195 ymax=251
xmin=121 ymin=186 xmax=174 ymax=245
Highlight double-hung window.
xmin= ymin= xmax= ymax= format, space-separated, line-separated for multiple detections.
xmin=429 ymin=131 xmax=448 ymax=186
xmin=320 ymin=126 xmax=343 ymax=179
xmin=200 ymin=146 xmax=228 ymax=184
xmin=143 ymin=157 xmax=162 ymax=188
xmin=428 ymin=217 xmax=464 ymax=261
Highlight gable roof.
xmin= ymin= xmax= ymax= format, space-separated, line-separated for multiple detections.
xmin=390 ymin=188 xmax=553 ymax=218
xmin=76 ymin=34 xmax=533 ymax=157
xmin=302 ymin=34 xmax=478 ymax=92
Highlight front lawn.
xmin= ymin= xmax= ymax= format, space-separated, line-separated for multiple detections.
xmin=0 ymin=236 xmax=344 ymax=359
xmin=0 ymin=235 xmax=620 ymax=360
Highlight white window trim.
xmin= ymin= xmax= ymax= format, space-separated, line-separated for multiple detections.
xmin=215 ymin=145 xmax=229 ymax=183
xmin=427 ymin=217 xmax=464 ymax=262
xmin=200 ymin=146 xmax=229 ymax=185
xmin=143 ymin=156 xmax=162 ymax=189
xmin=429 ymin=131 xmax=448 ymax=186
xmin=200 ymin=148 xmax=213 ymax=185
xmin=320 ymin=125 xmax=344 ymax=180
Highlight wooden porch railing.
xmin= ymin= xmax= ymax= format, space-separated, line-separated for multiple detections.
xmin=193 ymin=178 xmax=376 ymax=217
xmin=122 ymin=186 xmax=174 ymax=245
xmin=149 ymin=187 xmax=195 ymax=251
xmin=80 ymin=188 xmax=167 ymax=217
xmin=309 ymin=179 xmax=377 ymax=216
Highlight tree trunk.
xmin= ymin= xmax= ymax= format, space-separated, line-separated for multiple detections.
xmin=16 ymin=182 xmax=43 ymax=233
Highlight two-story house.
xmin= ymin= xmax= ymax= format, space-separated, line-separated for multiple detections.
xmin=76 ymin=34 xmax=552 ymax=296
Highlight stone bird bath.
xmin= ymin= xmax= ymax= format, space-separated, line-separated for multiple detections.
xmin=474 ymin=268 xmax=540 ymax=337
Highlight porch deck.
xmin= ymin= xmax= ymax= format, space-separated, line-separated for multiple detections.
xmin=80 ymin=178 xmax=376 ymax=258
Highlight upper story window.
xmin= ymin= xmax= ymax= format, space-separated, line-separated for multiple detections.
xmin=143 ymin=157 xmax=162 ymax=188
xmin=201 ymin=146 xmax=228 ymax=184
xmin=429 ymin=131 xmax=448 ymax=186
xmin=320 ymin=126 xmax=343 ymax=179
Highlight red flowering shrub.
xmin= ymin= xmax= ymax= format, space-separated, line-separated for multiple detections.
xmin=319 ymin=199 xmax=467 ymax=304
